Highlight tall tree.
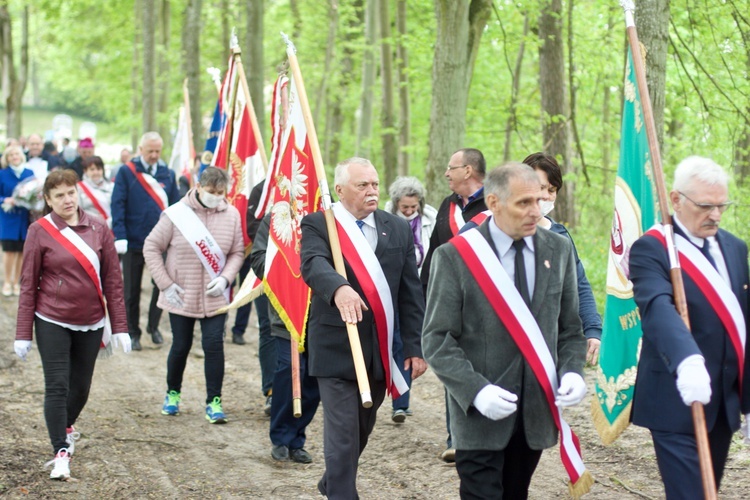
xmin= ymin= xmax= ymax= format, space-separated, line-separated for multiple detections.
xmin=157 ymin=0 xmax=171 ymax=145
xmin=635 ymin=0 xmax=670 ymax=149
xmin=425 ymin=0 xmax=492 ymax=205
xmin=732 ymin=6 xmax=750 ymax=183
xmin=246 ymin=0 xmax=265 ymax=141
xmin=356 ymin=0 xmax=378 ymax=157
xmin=182 ymin=0 xmax=203 ymax=154
xmin=395 ymin=0 xmax=410 ymax=176
xmin=539 ymin=0 xmax=574 ymax=225
xmin=131 ymin=0 xmax=142 ymax=148
xmin=380 ymin=0 xmax=397 ymax=186
xmin=142 ymin=0 xmax=157 ymax=132
xmin=0 ymin=4 xmax=29 ymax=138
xmin=502 ymin=11 xmax=529 ymax=162
xmin=313 ymin=0 xmax=337 ymax=127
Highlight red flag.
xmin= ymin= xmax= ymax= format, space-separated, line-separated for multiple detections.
xmin=212 ymin=53 xmax=265 ymax=247
xmin=263 ymin=73 xmax=321 ymax=347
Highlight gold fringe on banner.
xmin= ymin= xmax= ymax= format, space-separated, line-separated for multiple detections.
xmin=590 ymin=398 xmax=633 ymax=446
xmin=568 ymin=470 xmax=595 ymax=499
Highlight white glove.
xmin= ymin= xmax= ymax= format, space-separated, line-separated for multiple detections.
xmin=114 ymin=239 xmax=128 ymax=254
xmin=205 ymin=276 xmax=228 ymax=297
xmin=556 ymin=372 xmax=587 ymax=407
xmin=676 ymin=354 xmax=712 ymax=406
xmin=472 ymin=385 xmax=518 ymax=421
xmin=164 ymin=283 xmax=185 ymax=308
xmin=741 ymin=413 xmax=750 ymax=445
xmin=111 ymin=333 xmax=132 ymax=353
xmin=14 ymin=340 xmax=32 ymax=361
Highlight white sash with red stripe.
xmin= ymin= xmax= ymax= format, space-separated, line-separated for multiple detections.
xmin=77 ymin=181 xmax=111 ymax=222
xmin=37 ymin=214 xmax=112 ymax=352
xmin=469 ymin=209 xmax=491 ymax=227
xmin=165 ymin=202 xmax=230 ymax=303
xmin=646 ymin=225 xmax=746 ymax=388
xmin=448 ymin=201 xmax=464 ymax=236
xmin=332 ymin=203 xmax=409 ymax=398
xmin=127 ymin=162 xmax=168 ymax=211
xmin=451 ymin=228 xmax=591 ymax=493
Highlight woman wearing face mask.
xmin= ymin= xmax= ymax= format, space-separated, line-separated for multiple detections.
xmin=523 ymin=152 xmax=603 ymax=366
xmin=384 ymin=176 xmax=437 ymax=423
xmin=143 ymin=167 xmax=244 ymax=424
xmin=78 ymin=156 xmax=114 ymax=228
xmin=0 ymin=145 xmax=34 ymax=296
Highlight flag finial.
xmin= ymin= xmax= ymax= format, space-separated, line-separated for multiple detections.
xmin=280 ymin=32 xmax=297 ymax=55
xmin=207 ymin=67 xmax=221 ymax=85
xmin=230 ymin=28 xmax=239 ymax=51
xmin=620 ymin=0 xmax=635 ymax=13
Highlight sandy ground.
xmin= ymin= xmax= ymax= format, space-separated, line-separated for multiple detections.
xmin=2 ymin=268 xmax=750 ymax=499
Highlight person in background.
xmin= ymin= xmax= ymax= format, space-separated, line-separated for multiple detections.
xmin=0 ymin=145 xmax=34 ymax=296
xmin=78 ymin=156 xmax=114 ymax=228
xmin=109 ymin=147 xmax=133 ymax=182
xmin=144 ymin=167 xmax=244 ymax=424
xmin=112 ymin=132 xmax=180 ymax=350
xmin=61 ymin=138 xmax=77 ymax=165
xmin=14 ymin=169 xmax=130 ymax=481
xmin=384 ymin=176 xmax=437 ymax=422
xmin=65 ymin=137 xmax=95 ymax=180
xmin=26 ymin=134 xmax=62 ymax=180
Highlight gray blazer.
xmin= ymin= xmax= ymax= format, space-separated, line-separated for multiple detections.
xmin=422 ymin=221 xmax=585 ymax=451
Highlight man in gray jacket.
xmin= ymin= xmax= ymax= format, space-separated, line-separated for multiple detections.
xmin=422 ymin=162 xmax=587 ymax=498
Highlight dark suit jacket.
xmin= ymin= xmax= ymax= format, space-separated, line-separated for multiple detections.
xmin=300 ymin=208 xmax=425 ymax=380
xmin=630 ymin=224 xmax=750 ymax=433
xmin=422 ymin=221 xmax=585 ymax=451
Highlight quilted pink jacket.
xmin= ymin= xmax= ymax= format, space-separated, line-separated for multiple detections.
xmin=143 ymin=188 xmax=244 ymax=318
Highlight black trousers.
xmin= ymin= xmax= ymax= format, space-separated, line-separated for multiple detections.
xmin=455 ymin=423 xmax=543 ymax=500
xmin=35 ymin=318 xmax=103 ymax=454
xmin=122 ymin=249 xmax=162 ymax=338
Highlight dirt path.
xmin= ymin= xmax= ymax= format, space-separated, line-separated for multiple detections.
xmin=2 ymin=271 xmax=750 ymax=499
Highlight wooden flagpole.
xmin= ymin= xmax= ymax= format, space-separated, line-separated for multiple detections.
xmin=620 ymin=2 xmax=716 ymax=498
xmin=282 ymin=33 xmax=373 ymax=408
xmin=182 ymin=79 xmax=196 ymax=188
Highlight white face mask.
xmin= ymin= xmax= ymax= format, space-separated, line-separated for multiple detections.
xmin=397 ymin=210 xmax=419 ymax=221
xmin=540 ymin=200 xmax=555 ymax=217
xmin=200 ymin=191 xmax=223 ymax=209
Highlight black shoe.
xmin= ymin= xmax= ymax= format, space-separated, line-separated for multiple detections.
xmin=289 ymin=448 xmax=312 ymax=464
xmin=232 ymin=334 xmax=246 ymax=345
xmin=264 ymin=395 xmax=272 ymax=417
xmin=392 ymin=409 xmax=407 ymax=423
xmin=271 ymin=444 xmax=289 ymax=461
xmin=149 ymin=328 xmax=163 ymax=345
xmin=131 ymin=337 xmax=142 ymax=351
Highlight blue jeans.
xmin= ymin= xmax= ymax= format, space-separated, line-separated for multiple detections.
xmin=167 ymin=313 xmax=226 ymax=404
xmin=391 ymin=325 xmax=412 ymax=410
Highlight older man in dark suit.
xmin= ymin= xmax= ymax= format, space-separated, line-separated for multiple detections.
xmin=423 ymin=162 xmax=588 ymax=499
xmin=629 ymin=156 xmax=750 ymax=499
xmin=301 ymin=157 xmax=427 ymax=499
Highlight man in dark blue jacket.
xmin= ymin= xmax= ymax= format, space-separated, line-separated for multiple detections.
xmin=112 ymin=132 xmax=180 ymax=350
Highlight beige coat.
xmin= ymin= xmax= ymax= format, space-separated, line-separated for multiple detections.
xmin=144 ymin=188 xmax=244 ymax=318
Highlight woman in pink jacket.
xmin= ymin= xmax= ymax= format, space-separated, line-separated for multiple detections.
xmin=14 ymin=169 xmax=130 ymax=480
xmin=144 ymin=167 xmax=244 ymax=424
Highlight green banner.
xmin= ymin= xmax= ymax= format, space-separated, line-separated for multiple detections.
xmin=592 ymin=47 xmax=657 ymax=445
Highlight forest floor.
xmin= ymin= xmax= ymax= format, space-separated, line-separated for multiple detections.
xmin=2 ymin=268 xmax=750 ymax=499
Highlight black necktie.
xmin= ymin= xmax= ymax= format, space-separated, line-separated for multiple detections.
xmin=513 ymin=239 xmax=531 ymax=306
xmin=700 ymin=239 xmax=718 ymax=270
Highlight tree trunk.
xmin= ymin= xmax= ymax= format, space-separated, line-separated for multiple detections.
xmin=356 ymin=0 xmax=378 ymax=157
xmin=733 ymin=10 xmax=750 ymax=184
xmin=425 ymin=0 xmax=492 ymax=205
xmin=246 ymin=0 xmax=265 ymax=141
xmin=221 ymin=0 xmax=230 ymax=64
xmin=131 ymin=0 xmax=142 ymax=148
xmin=503 ymin=13 xmax=529 ymax=162
xmin=142 ymin=0 xmax=157 ymax=132
xmin=634 ymin=0 xmax=670 ymax=150
xmin=538 ymin=0 xmax=574 ymax=225
xmin=314 ymin=0 xmax=337 ymax=127
xmin=380 ymin=0 xmax=397 ymax=186
xmin=289 ymin=0 xmax=302 ymax=40
xmin=1 ymin=5 xmax=28 ymax=138
xmin=158 ymin=0 xmax=171 ymax=147
xmin=395 ymin=0 xmax=409 ymax=176
xmin=182 ymin=0 xmax=203 ymax=154
xmin=601 ymin=83 xmax=612 ymax=193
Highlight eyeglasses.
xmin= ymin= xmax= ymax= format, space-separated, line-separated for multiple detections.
xmin=446 ymin=164 xmax=468 ymax=171
xmin=678 ymin=191 xmax=733 ymax=213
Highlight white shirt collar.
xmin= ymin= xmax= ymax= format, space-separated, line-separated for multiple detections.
xmin=488 ymin=216 xmax=535 ymax=258
xmin=673 ymin=214 xmax=716 ymax=248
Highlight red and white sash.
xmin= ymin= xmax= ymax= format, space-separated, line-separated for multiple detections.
xmin=37 ymin=214 xmax=112 ymax=351
xmin=332 ymin=203 xmax=409 ymax=398
xmin=645 ymin=225 xmax=746 ymax=388
xmin=448 ymin=202 xmax=491 ymax=236
xmin=77 ymin=181 xmax=110 ymax=222
xmin=165 ymin=202 xmax=230 ymax=303
xmin=451 ymin=228 xmax=591 ymax=494
xmin=127 ymin=162 xmax=168 ymax=211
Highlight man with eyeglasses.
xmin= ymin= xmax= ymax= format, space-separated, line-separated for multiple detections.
xmin=420 ymin=148 xmax=487 ymax=463
xmin=628 ymin=156 xmax=750 ymax=499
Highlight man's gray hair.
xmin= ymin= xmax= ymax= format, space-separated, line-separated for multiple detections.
xmin=672 ymin=156 xmax=729 ymax=193
xmin=199 ymin=166 xmax=230 ymax=190
xmin=139 ymin=131 xmax=163 ymax=147
xmin=485 ymin=162 xmax=540 ymax=203
xmin=387 ymin=176 xmax=426 ymax=213
xmin=334 ymin=157 xmax=374 ymax=187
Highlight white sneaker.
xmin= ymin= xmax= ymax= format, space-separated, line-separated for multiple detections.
xmin=45 ymin=448 xmax=71 ymax=480
xmin=65 ymin=427 xmax=81 ymax=455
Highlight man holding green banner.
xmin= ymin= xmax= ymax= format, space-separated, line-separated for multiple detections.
xmin=592 ymin=47 xmax=657 ymax=444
